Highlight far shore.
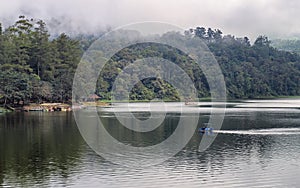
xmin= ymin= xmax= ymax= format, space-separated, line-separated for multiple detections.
xmin=1 ymin=96 xmax=300 ymax=113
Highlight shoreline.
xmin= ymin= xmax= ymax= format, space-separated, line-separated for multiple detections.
xmin=1 ymin=96 xmax=300 ymax=113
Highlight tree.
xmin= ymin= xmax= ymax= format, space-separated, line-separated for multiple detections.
xmin=254 ymin=36 xmax=271 ymax=47
xmin=51 ymin=33 xmax=82 ymax=102
xmin=6 ymin=15 xmax=34 ymax=66
xmin=243 ymin=37 xmax=250 ymax=46
xmin=0 ymin=68 xmax=38 ymax=106
xmin=194 ymin=27 xmax=206 ymax=38
xmin=29 ymin=19 xmax=52 ymax=78
xmin=32 ymin=80 xmax=53 ymax=103
xmin=213 ymin=29 xmax=223 ymax=41
xmin=207 ymin=28 xmax=214 ymax=42
xmin=0 ymin=23 xmax=2 ymax=35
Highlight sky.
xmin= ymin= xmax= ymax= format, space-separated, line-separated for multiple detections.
xmin=0 ymin=0 xmax=300 ymax=41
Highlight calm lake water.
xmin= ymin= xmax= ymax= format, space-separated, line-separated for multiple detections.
xmin=1 ymin=99 xmax=300 ymax=187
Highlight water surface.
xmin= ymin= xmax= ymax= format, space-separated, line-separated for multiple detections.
xmin=1 ymin=99 xmax=300 ymax=187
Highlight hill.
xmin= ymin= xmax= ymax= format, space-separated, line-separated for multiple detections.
xmin=0 ymin=17 xmax=300 ymax=107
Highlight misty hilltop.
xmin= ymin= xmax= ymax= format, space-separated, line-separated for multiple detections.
xmin=1 ymin=0 xmax=300 ymax=40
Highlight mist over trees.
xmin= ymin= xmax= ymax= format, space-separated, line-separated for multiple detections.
xmin=95 ymin=27 xmax=300 ymax=100
xmin=0 ymin=16 xmax=300 ymax=106
xmin=185 ymin=27 xmax=300 ymax=98
xmin=271 ymin=39 xmax=300 ymax=54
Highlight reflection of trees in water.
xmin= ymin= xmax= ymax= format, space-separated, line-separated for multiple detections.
xmin=164 ymin=115 xmax=277 ymax=174
xmin=0 ymin=112 xmax=85 ymax=187
xmin=194 ymin=133 xmax=275 ymax=171
xmin=100 ymin=112 xmax=181 ymax=147
xmin=162 ymin=134 xmax=275 ymax=179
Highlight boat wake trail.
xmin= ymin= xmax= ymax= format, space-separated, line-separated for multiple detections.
xmin=214 ymin=127 xmax=300 ymax=135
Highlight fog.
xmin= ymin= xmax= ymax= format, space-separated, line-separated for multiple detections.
xmin=0 ymin=0 xmax=299 ymax=40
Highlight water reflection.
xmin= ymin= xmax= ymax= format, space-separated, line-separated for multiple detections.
xmin=0 ymin=112 xmax=85 ymax=187
xmin=0 ymin=101 xmax=300 ymax=187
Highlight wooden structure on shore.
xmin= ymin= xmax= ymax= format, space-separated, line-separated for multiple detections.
xmin=23 ymin=103 xmax=71 ymax=112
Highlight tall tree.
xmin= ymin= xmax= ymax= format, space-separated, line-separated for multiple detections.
xmin=207 ymin=28 xmax=214 ymax=42
xmin=29 ymin=19 xmax=52 ymax=78
xmin=51 ymin=33 xmax=81 ymax=102
xmin=0 ymin=23 xmax=2 ymax=35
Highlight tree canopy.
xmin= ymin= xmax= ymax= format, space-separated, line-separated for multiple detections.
xmin=0 ymin=16 xmax=82 ymax=106
xmin=1 ymin=16 xmax=300 ymax=106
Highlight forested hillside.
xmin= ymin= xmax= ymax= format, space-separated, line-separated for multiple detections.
xmin=95 ymin=27 xmax=300 ymax=100
xmin=0 ymin=17 xmax=300 ymax=106
xmin=198 ymin=30 xmax=300 ymax=98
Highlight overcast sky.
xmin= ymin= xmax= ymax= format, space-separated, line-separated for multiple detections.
xmin=0 ymin=0 xmax=299 ymax=41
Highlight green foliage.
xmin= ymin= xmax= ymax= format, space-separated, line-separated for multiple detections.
xmin=200 ymin=30 xmax=300 ymax=98
xmin=1 ymin=16 xmax=300 ymax=106
xmin=95 ymin=28 xmax=300 ymax=100
xmin=0 ymin=68 xmax=37 ymax=105
xmin=0 ymin=16 xmax=82 ymax=106
xmin=96 ymin=42 xmax=206 ymax=101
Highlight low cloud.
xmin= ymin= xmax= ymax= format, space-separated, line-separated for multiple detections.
xmin=0 ymin=0 xmax=299 ymax=41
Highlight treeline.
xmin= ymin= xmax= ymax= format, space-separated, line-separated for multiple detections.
xmin=95 ymin=27 xmax=300 ymax=100
xmin=189 ymin=27 xmax=300 ymax=98
xmin=0 ymin=16 xmax=81 ymax=106
xmin=1 ymin=17 xmax=300 ymax=106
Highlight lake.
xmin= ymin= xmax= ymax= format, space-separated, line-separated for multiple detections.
xmin=1 ymin=99 xmax=300 ymax=187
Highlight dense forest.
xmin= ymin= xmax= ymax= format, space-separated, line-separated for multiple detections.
xmin=1 ymin=16 xmax=300 ymax=107
xmin=0 ymin=16 xmax=82 ymax=106
xmin=94 ymin=28 xmax=300 ymax=100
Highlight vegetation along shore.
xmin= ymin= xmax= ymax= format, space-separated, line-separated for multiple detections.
xmin=1 ymin=16 xmax=300 ymax=111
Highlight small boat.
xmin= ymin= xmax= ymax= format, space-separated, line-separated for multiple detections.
xmin=199 ymin=127 xmax=213 ymax=133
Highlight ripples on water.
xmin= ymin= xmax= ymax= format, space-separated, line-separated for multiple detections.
xmin=215 ymin=127 xmax=300 ymax=135
xmin=1 ymin=99 xmax=300 ymax=187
